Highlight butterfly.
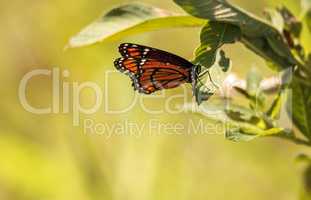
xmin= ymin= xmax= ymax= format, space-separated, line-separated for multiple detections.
xmin=114 ymin=43 xmax=206 ymax=95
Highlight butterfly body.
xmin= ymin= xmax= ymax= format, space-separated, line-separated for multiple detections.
xmin=114 ymin=43 xmax=200 ymax=94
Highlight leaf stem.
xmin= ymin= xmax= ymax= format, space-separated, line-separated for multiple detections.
xmin=277 ymin=135 xmax=311 ymax=147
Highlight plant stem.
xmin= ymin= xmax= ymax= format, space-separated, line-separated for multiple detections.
xmin=277 ymin=134 xmax=311 ymax=147
xmin=288 ymin=138 xmax=311 ymax=147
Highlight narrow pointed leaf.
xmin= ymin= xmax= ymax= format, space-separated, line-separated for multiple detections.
xmin=267 ymin=92 xmax=283 ymax=120
xmin=67 ymin=3 xmax=206 ymax=48
xmin=225 ymin=128 xmax=258 ymax=142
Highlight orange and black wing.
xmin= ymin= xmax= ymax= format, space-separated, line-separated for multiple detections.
xmin=114 ymin=57 xmax=192 ymax=94
xmin=118 ymin=43 xmax=194 ymax=68
xmin=114 ymin=43 xmax=197 ymax=94
xmin=114 ymin=57 xmax=140 ymax=76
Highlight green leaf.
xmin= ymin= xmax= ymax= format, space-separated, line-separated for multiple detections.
xmin=225 ymin=126 xmax=285 ymax=142
xmin=182 ymin=102 xmax=286 ymax=142
xmin=225 ymin=128 xmax=258 ymax=142
xmin=296 ymin=154 xmax=311 ymax=164
xmin=264 ymin=8 xmax=284 ymax=33
xmin=225 ymin=104 xmax=268 ymax=130
xmin=193 ymin=49 xmax=231 ymax=105
xmin=218 ymin=50 xmax=231 ymax=71
xmin=174 ymin=0 xmax=272 ymax=36
xmin=192 ymin=22 xmax=240 ymax=105
xmin=194 ymin=22 xmax=241 ymax=69
xmin=174 ymin=0 xmax=298 ymax=69
xmin=226 ymin=126 xmax=285 ymax=142
xmin=267 ymin=92 xmax=283 ymax=120
xmin=225 ymin=105 xmax=259 ymax=122
xmin=267 ymin=69 xmax=291 ymax=120
xmin=67 ymin=2 xmax=206 ymax=48
xmin=287 ymin=79 xmax=311 ymax=140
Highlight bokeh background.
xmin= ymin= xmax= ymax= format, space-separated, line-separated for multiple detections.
xmin=1 ymin=0 xmax=311 ymax=199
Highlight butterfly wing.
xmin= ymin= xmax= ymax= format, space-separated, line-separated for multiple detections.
xmin=114 ymin=57 xmax=140 ymax=76
xmin=115 ymin=57 xmax=192 ymax=94
xmin=118 ymin=43 xmax=194 ymax=68
xmin=115 ymin=43 xmax=196 ymax=94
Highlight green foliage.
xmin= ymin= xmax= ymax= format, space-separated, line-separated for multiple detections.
xmin=173 ymin=0 xmax=298 ymax=70
xmin=296 ymin=154 xmax=311 ymax=164
xmin=67 ymin=2 xmax=206 ymax=48
xmin=288 ymin=79 xmax=311 ymax=140
xmin=192 ymin=22 xmax=240 ymax=105
xmin=64 ymin=1 xmax=311 ymax=198
xmin=182 ymin=101 xmax=287 ymax=142
xmin=194 ymin=22 xmax=241 ymax=69
xmin=266 ymin=6 xmax=305 ymax=63
xmin=225 ymin=128 xmax=258 ymax=142
xmin=267 ymin=91 xmax=283 ymax=120
xmin=173 ymin=0 xmax=274 ymax=36
xmin=67 ymin=0 xmax=311 ymax=146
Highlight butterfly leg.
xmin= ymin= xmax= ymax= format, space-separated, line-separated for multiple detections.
xmin=197 ymin=69 xmax=220 ymax=89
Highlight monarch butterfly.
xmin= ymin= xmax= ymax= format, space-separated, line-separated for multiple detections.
xmin=114 ymin=43 xmax=214 ymax=95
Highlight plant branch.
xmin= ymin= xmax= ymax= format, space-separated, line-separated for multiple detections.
xmin=276 ymin=134 xmax=311 ymax=147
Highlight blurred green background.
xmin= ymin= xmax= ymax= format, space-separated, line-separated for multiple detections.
xmin=1 ymin=0 xmax=311 ymax=199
